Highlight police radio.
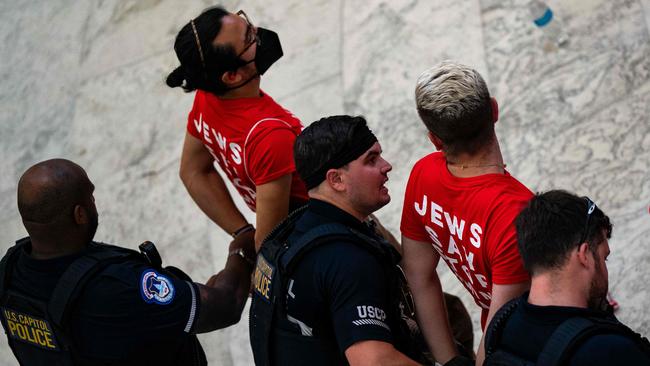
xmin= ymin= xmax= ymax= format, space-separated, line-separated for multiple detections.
xmin=139 ymin=241 xmax=162 ymax=268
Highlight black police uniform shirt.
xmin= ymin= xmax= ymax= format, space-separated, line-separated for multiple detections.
xmin=8 ymin=242 xmax=200 ymax=364
xmin=499 ymin=294 xmax=650 ymax=365
xmin=272 ymin=199 xmax=396 ymax=365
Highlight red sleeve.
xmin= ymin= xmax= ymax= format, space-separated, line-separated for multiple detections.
xmin=486 ymin=199 xmax=530 ymax=285
xmin=400 ymin=162 xmax=430 ymax=242
xmin=186 ymin=93 xmax=202 ymax=140
xmin=245 ymin=122 xmax=298 ymax=185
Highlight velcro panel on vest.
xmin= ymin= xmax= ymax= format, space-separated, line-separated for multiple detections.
xmin=0 ymin=238 xmax=74 ymax=365
xmin=2 ymin=300 xmax=60 ymax=351
xmin=1 ymin=292 xmax=73 ymax=366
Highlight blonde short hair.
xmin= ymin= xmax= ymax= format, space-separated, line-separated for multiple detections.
xmin=415 ymin=61 xmax=494 ymax=155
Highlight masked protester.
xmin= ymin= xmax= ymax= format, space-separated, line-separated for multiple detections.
xmin=167 ymin=6 xmax=308 ymax=252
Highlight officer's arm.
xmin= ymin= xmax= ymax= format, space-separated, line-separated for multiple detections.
xmin=179 ymin=131 xmax=250 ymax=235
xmin=254 ymin=174 xmax=292 ymax=251
xmin=402 ymin=235 xmax=458 ymax=364
xmin=193 ymin=230 xmax=256 ymax=333
xmin=345 ymin=340 xmax=421 ymax=366
xmin=475 ymin=281 xmax=529 ymax=366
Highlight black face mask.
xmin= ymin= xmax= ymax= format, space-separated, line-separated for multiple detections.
xmin=226 ymin=27 xmax=283 ymax=90
xmin=250 ymin=27 xmax=283 ymax=75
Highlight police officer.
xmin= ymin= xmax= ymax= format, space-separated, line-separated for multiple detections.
xmin=249 ymin=116 xmax=471 ymax=366
xmin=0 ymin=159 xmax=256 ymax=366
xmin=483 ymin=190 xmax=650 ymax=365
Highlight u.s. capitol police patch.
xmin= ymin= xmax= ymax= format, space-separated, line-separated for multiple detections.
xmin=140 ymin=270 xmax=175 ymax=305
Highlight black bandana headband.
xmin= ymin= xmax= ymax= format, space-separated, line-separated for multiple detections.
xmin=302 ymin=123 xmax=378 ymax=190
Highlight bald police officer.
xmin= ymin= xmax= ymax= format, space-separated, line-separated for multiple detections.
xmin=0 ymin=159 xmax=256 ymax=366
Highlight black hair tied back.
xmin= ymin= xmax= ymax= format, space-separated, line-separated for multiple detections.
xmin=166 ymin=66 xmax=186 ymax=89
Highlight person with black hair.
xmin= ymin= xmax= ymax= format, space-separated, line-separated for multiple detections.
xmin=167 ymin=6 xmax=308 ymax=251
xmin=0 ymin=159 xmax=256 ymax=366
xmin=483 ymin=190 xmax=650 ymax=365
xmin=251 ymin=116 xmax=415 ymax=366
xmin=250 ymin=115 xmax=436 ymax=365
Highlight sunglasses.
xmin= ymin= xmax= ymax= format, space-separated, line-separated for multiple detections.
xmin=236 ymin=10 xmax=259 ymax=57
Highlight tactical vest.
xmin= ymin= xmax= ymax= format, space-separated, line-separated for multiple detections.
xmin=249 ymin=207 xmax=428 ymax=366
xmin=0 ymin=238 xmax=206 ymax=366
xmin=484 ymin=296 xmax=650 ymax=366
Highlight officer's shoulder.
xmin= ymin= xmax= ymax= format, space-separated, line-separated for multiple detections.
xmin=92 ymin=258 xmax=151 ymax=286
xmin=303 ymin=239 xmax=382 ymax=268
xmin=570 ymin=332 xmax=649 ymax=364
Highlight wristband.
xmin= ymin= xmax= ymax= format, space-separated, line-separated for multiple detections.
xmin=231 ymin=223 xmax=254 ymax=238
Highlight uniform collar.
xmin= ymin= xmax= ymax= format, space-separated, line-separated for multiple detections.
xmin=521 ymin=292 xmax=614 ymax=322
xmin=18 ymin=240 xmax=87 ymax=273
xmin=301 ymin=199 xmax=370 ymax=234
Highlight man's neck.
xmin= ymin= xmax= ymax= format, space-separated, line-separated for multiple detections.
xmin=444 ymin=139 xmax=505 ymax=178
xmin=309 ymin=193 xmax=368 ymax=222
xmin=29 ymin=238 xmax=87 ymax=260
xmin=219 ymin=77 xmax=261 ymax=99
xmin=528 ymin=273 xmax=589 ymax=309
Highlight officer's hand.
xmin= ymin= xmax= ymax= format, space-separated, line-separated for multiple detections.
xmin=228 ymin=229 xmax=256 ymax=263
xmin=442 ymin=355 xmax=474 ymax=366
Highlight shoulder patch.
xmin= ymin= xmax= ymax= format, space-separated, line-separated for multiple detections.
xmin=140 ymin=270 xmax=175 ymax=305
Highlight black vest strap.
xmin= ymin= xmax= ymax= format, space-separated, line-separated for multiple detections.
xmin=0 ymin=238 xmax=29 ymax=299
xmin=536 ymin=317 xmax=596 ymax=366
xmin=280 ymin=223 xmax=352 ymax=269
xmin=484 ymin=296 xmax=521 ymax=358
xmin=280 ymin=223 xmax=396 ymax=274
xmin=48 ymin=245 xmax=137 ymax=328
xmin=538 ymin=316 xmax=650 ymax=365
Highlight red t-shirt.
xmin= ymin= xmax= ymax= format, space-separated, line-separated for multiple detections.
xmin=186 ymin=90 xmax=308 ymax=211
xmin=400 ymin=152 xmax=532 ymax=328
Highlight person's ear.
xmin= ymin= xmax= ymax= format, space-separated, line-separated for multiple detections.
xmin=491 ymin=97 xmax=499 ymax=124
xmin=576 ymin=242 xmax=592 ymax=268
xmin=427 ymin=132 xmax=444 ymax=151
xmin=221 ymin=70 xmax=242 ymax=86
xmin=325 ymin=168 xmax=345 ymax=193
xmin=73 ymin=205 xmax=88 ymax=225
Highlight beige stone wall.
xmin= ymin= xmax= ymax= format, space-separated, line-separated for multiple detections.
xmin=1 ymin=0 xmax=649 ymax=364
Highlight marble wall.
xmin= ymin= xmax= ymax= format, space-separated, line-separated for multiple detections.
xmin=1 ymin=0 xmax=648 ymax=364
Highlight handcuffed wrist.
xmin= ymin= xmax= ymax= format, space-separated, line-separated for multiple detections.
xmin=228 ymin=248 xmax=255 ymax=267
